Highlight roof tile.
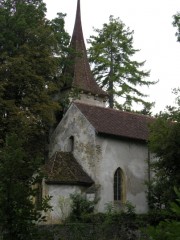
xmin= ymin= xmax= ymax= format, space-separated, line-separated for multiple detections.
xmin=75 ymin=102 xmax=154 ymax=141
xmin=62 ymin=0 xmax=107 ymax=98
xmin=44 ymin=151 xmax=94 ymax=185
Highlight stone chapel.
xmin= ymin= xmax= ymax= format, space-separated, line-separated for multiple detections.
xmin=43 ymin=0 xmax=154 ymax=224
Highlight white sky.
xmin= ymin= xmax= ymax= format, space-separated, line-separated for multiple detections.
xmin=44 ymin=0 xmax=180 ymax=114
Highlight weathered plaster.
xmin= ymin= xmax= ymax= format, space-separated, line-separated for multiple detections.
xmin=45 ymin=185 xmax=82 ymax=224
xmin=49 ymin=103 xmax=98 ymax=180
xmin=95 ymin=136 xmax=149 ymax=213
xmin=46 ymin=103 xmax=151 ymax=223
xmin=75 ymin=95 xmax=106 ymax=107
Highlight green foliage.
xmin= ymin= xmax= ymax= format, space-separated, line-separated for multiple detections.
xmin=147 ymin=89 xmax=180 ymax=209
xmin=173 ymin=11 xmax=180 ymax=42
xmin=69 ymin=193 xmax=96 ymax=222
xmin=105 ymin=201 xmax=135 ymax=215
xmin=144 ymin=209 xmax=176 ymax=227
xmin=0 ymin=134 xmax=51 ymax=240
xmin=142 ymin=188 xmax=180 ymax=240
xmin=36 ymin=201 xmax=179 ymax=240
xmin=64 ymin=199 xmax=141 ymax=240
xmin=88 ymin=15 xmax=156 ymax=110
xmin=171 ymin=187 xmax=180 ymax=215
xmin=142 ymin=221 xmax=180 ymax=240
xmin=0 ymin=0 xmax=70 ymax=154
xmin=103 ymin=201 xmax=136 ymax=227
xmin=0 ymin=1 xmax=70 ymax=238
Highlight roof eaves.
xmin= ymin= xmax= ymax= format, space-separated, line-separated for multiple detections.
xmin=45 ymin=180 xmax=94 ymax=186
xmin=96 ymin=131 xmax=148 ymax=142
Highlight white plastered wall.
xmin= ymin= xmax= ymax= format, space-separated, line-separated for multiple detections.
xmin=48 ymin=103 xmax=150 ymax=220
xmin=44 ymin=184 xmax=83 ymax=224
xmin=95 ymin=135 xmax=149 ymax=213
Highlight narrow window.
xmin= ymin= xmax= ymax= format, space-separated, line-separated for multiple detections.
xmin=114 ymin=168 xmax=124 ymax=201
xmin=67 ymin=136 xmax=74 ymax=152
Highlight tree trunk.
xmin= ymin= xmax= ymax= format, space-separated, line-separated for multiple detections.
xmin=108 ymin=79 xmax=114 ymax=108
xmin=109 ymin=44 xmax=114 ymax=108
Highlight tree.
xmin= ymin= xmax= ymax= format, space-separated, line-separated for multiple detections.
xmin=0 ymin=134 xmax=51 ymax=240
xmin=88 ymin=15 xmax=156 ymax=110
xmin=148 ymin=89 xmax=180 ymax=210
xmin=173 ymin=12 xmax=180 ymax=42
xmin=142 ymin=188 xmax=180 ymax=240
xmin=0 ymin=0 xmax=70 ymax=238
xmin=0 ymin=0 xmax=70 ymax=155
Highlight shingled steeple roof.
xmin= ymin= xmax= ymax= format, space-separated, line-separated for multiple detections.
xmin=63 ymin=0 xmax=107 ymax=98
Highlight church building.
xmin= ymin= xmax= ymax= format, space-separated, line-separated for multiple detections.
xmin=43 ymin=0 xmax=154 ymax=224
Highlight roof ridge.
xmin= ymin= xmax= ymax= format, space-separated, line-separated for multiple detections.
xmin=74 ymin=101 xmax=154 ymax=119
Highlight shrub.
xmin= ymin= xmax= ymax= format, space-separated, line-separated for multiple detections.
xmin=69 ymin=193 xmax=96 ymax=222
xmin=142 ymin=187 xmax=180 ymax=240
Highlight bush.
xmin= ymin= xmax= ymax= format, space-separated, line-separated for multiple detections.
xmin=141 ymin=187 xmax=180 ymax=240
xmin=69 ymin=193 xmax=96 ymax=222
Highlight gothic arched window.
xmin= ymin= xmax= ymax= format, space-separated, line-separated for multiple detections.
xmin=114 ymin=168 xmax=125 ymax=201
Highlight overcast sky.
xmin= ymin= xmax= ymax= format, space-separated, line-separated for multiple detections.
xmin=44 ymin=0 xmax=180 ymax=114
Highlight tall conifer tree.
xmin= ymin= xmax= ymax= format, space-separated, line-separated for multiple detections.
xmin=88 ymin=15 xmax=156 ymax=110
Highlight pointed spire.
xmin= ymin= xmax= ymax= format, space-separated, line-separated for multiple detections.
xmin=63 ymin=0 xmax=108 ymax=98
xmin=71 ymin=0 xmax=83 ymax=46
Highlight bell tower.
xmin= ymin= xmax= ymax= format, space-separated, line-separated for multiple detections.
xmin=61 ymin=0 xmax=108 ymax=107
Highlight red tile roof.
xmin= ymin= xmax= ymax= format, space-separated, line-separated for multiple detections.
xmin=44 ymin=152 xmax=94 ymax=186
xmin=75 ymin=102 xmax=154 ymax=141
xmin=62 ymin=0 xmax=107 ymax=98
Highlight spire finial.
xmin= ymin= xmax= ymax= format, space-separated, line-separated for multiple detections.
xmin=71 ymin=0 xmax=83 ymax=46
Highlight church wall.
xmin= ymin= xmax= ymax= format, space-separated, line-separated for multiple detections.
xmin=49 ymin=103 xmax=97 ymax=180
xmin=95 ymin=135 xmax=149 ymax=213
xmin=44 ymin=184 xmax=82 ymax=224
xmin=75 ymin=95 xmax=106 ymax=107
xmin=49 ymin=103 xmax=150 ymax=216
xmin=46 ymin=104 xmax=99 ymax=223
